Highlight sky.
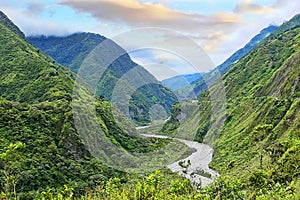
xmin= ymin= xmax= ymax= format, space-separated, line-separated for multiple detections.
xmin=1 ymin=0 xmax=299 ymax=80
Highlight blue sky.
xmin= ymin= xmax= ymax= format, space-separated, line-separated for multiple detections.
xmin=1 ymin=0 xmax=299 ymax=80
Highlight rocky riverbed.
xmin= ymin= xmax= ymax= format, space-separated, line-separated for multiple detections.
xmin=141 ymin=134 xmax=219 ymax=188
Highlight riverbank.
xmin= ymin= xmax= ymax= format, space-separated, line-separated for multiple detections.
xmin=141 ymin=134 xmax=219 ymax=188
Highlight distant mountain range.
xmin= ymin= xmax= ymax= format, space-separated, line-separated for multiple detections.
xmin=27 ymin=33 xmax=177 ymax=125
xmin=161 ymin=73 xmax=202 ymax=91
xmin=163 ymin=25 xmax=278 ymax=98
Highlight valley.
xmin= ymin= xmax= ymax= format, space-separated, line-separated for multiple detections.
xmin=142 ymin=133 xmax=218 ymax=187
xmin=0 ymin=6 xmax=299 ymax=200
xmin=137 ymin=121 xmax=218 ymax=188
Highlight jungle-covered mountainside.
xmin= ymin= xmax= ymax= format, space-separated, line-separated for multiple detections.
xmin=27 ymin=33 xmax=177 ymax=125
xmin=163 ymin=14 xmax=300 ymax=198
xmin=0 ymin=11 xmax=176 ymax=198
xmin=1 ymin=9 xmax=300 ymax=199
xmin=173 ymin=25 xmax=278 ymax=98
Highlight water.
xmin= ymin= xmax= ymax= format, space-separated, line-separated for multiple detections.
xmin=141 ymin=134 xmax=219 ymax=188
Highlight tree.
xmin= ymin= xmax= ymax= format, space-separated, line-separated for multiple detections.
xmin=0 ymin=142 xmax=26 ymax=199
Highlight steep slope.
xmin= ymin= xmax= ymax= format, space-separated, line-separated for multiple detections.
xmin=0 ymin=11 xmax=25 ymax=39
xmin=0 ymin=12 xmax=172 ymax=197
xmin=163 ymin=14 xmax=300 ymax=198
xmin=208 ymin=27 xmax=300 ymax=199
xmin=27 ymin=34 xmax=177 ymax=125
xmin=175 ymin=25 xmax=277 ymax=98
xmin=216 ymin=25 xmax=278 ymax=74
xmin=0 ymin=18 xmax=112 ymax=196
xmin=27 ymin=33 xmax=105 ymax=73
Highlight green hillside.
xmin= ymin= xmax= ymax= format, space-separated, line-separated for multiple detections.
xmin=27 ymin=34 xmax=177 ymax=125
xmin=174 ymin=25 xmax=277 ymax=98
xmin=209 ymin=27 xmax=300 ymax=198
xmin=0 ymin=13 xmax=181 ymax=199
xmin=0 ymin=11 xmax=25 ymax=39
xmin=163 ymin=14 xmax=300 ymax=198
xmin=1 ymin=8 xmax=300 ymax=199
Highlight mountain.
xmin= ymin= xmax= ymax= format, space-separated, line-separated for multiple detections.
xmin=161 ymin=73 xmax=202 ymax=91
xmin=1 ymin=8 xmax=300 ymax=199
xmin=0 ymin=11 xmax=25 ymax=39
xmin=0 ymin=11 xmax=174 ymax=197
xmin=163 ymin=14 xmax=300 ymax=198
xmin=270 ymin=13 xmax=300 ymax=37
xmin=27 ymin=33 xmax=177 ymax=125
xmin=174 ymin=25 xmax=278 ymax=98
xmin=216 ymin=25 xmax=278 ymax=74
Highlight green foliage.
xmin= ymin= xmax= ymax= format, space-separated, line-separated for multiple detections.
xmin=162 ymin=16 xmax=300 ymax=198
xmin=248 ymin=170 xmax=268 ymax=189
xmin=0 ymin=11 xmax=25 ymax=39
xmin=1 ymin=10 xmax=300 ymax=199
xmin=0 ymin=97 xmax=122 ymax=196
xmin=41 ymin=185 xmax=74 ymax=200
xmin=0 ymin=142 xmax=26 ymax=199
xmin=27 ymin=33 xmax=177 ymax=125
xmin=94 ymin=100 xmax=171 ymax=153
xmin=160 ymin=102 xmax=181 ymax=134
xmin=33 ymin=170 xmax=199 ymax=200
xmin=196 ymin=21 xmax=300 ymax=198
xmin=196 ymin=176 xmax=244 ymax=200
xmin=0 ymin=15 xmax=174 ymax=198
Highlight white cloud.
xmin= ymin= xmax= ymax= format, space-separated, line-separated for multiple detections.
xmin=234 ymin=0 xmax=276 ymax=15
xmin=1 ymin=0 xmax=299 ymax=75
xmin=60 ymin=0 xmax=241 ymax=39
xmin=0 ymin=3 xmax=73 ymax=36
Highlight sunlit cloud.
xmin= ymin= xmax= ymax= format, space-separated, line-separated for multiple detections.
xmin=0 ymin=6 xmax=72 ymax=36
xmin=1 ymin=0 xmax=299 ymax=76
xmin=234 ymin=0 xmax=276 ymax=15
xmin=60 ymin=0 xmax=241 ymax=34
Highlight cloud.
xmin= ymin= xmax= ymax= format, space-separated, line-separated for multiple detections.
xmin=60 ymin=0 xmax=241 ymax=34
xmin=26 ymin=2 xmax=48 ymax=15
xmin=59 ymin=0 xmax=242 ymax=62
xmin=130 ymin=49 xmax=199 ymax=80
xmin=201 ymin=31 xmax=228 ymax=52
xmin=0 ymin=6 xmax=73 ymax=36
xmin=234 ymin=0 xmax=294 ymax=15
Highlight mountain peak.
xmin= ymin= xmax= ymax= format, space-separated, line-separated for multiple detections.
xmin=0 ymin=11 xmax=25 ymax=39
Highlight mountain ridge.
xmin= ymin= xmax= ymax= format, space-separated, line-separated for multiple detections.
xmin=1 ymin=9 xmax=300 ymax=199
xmin=170 ymin=25 xmax=278 ymax=98
xmin=0 ymin=12 xmax=174 ymax=197
xmin=27 ymin=33 xmax=177 ymax=125
xmin=162 ymin=14 xmax=300 ymax=198
xmin=161 ymin=73 xmax=202 ymax=91
xmin=0 ymin=11 xmax=25 ymax=39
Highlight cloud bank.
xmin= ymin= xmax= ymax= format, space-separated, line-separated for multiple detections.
xmin=60 ymin=0 xmax=241 ymax=34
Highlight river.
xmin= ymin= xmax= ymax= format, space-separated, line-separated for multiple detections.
xmin=141 ymin=134 xmax=219 ymax=188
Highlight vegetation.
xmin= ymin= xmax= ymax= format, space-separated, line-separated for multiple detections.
xmin=163 ymin=15 xmax=300 ymax=198
xmin=27 ymin=34 xmax=177 ymax=125
xmin=0 ymin=11 xmax=25 ymax=39
xmin=0 ymin=14 xmax=179 ymax=198
xmin=1 ymin=10 xmax=300 ymax=199
xmin=2 ymin=170 xmax=251 ymax=200
xmin=176 ymin=25 xmax=278 ymax=98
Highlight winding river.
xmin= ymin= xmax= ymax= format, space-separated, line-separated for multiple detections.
xmin=141 ymin=133 xmax=219 ymax=188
